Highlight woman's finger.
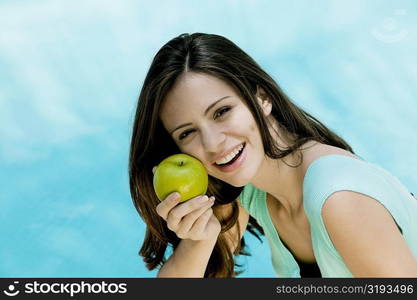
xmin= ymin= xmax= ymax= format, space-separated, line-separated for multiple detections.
xmin=175 ymin=198 xmax=215 ymax=238
xmin=155 ymin=192 xmax=181 ymax=220
xmin=166 ymin=195 xmax=211 ymax=232
xmin=169 ymin=195 xmax=211 ymax=220
xmin=188 ymin=207 xmax=214 ymax=237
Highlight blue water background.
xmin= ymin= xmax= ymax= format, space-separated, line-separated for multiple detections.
xmin=1 ymin=0 xmax=416 ymax=277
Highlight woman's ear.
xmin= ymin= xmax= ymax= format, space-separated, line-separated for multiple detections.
xmin=256 ymin=86 xmax=272 ymax=117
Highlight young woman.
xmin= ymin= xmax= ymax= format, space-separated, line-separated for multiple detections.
xmin=129 ymin=33 xmax=417 ymax=278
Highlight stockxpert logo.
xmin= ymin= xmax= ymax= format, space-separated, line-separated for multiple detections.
xmin=3 ymin=281 xmax=20 ymax=297
xmin=2 ymin=280 xmax=127 ymax=297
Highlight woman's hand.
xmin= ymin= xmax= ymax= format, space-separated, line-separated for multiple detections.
xmin=153 ymin=167 xmax=221 ymax=241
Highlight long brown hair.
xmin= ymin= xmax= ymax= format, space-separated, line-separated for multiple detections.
xmin=129 ymin=33 xmax=354 ymax=277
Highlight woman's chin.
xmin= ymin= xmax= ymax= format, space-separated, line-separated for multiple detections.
xmin=224 ymin=176 xmax=249 ymax=188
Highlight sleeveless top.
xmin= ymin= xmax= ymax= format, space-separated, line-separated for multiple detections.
xmin=238 ymin=154 xmax=417 ymax=277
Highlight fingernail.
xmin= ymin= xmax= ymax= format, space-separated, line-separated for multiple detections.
xmin=198 ymin=195 xmax=209 ymax=203
xmin=209 ymin=196 xmax=215 ymax=203
xmin=172 ymin=192 xmax=180 ymax=201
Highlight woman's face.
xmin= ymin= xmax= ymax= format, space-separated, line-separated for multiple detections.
xmin=159 ymin=72 xmax=272 ymax=187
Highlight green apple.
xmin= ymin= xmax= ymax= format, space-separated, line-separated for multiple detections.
xmin=153 ymin=154 xmax=208 ymax=202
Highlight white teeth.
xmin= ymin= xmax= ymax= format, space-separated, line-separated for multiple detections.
xmin=215 ymin=144 xmax=244 ymax=165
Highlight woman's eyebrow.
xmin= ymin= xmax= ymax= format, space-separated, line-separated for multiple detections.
xmin=169 ymin=96 xmax=231 ymax=135
xmin=203 ymin=95 xmax=230 ymax=116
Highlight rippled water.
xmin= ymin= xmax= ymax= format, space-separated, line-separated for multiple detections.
xmin=1 ymin=0 xmax=416 ymax=277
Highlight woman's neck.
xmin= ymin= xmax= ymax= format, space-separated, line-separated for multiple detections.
xmin=250 ymin=149 xmax=306 ymax=218
xmin=250 ymin=118 xmax=316 ymax=217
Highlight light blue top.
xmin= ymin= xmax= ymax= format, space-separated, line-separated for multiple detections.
xmin=238 ymin=154 xmax=417 ymax=277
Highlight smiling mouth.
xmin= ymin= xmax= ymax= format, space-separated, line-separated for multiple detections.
xmin=213 ymin=142 xmax=246 ymax=167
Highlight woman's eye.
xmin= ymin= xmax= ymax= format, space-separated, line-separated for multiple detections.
xmin=179 ymin=129 xmax=194 ymax=140
xmin=214 ymin=106 xmax=231 ymax=119
xmin=178 ymin=107 xmax=231 ymax=140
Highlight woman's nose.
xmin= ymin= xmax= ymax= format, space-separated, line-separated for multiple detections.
xmin=201 ymin=127 xmax=225 ymax=153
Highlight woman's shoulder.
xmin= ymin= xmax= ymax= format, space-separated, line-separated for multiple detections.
xmin=300 ymin=142 xmax=414 ymax=223
xmin=299 ymin=141 xmax=360 ymax=181
xmin=300 ymin=142 xmax=366 ymax=189
xmin=300 ymin=142 xmax=376 ymax=214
